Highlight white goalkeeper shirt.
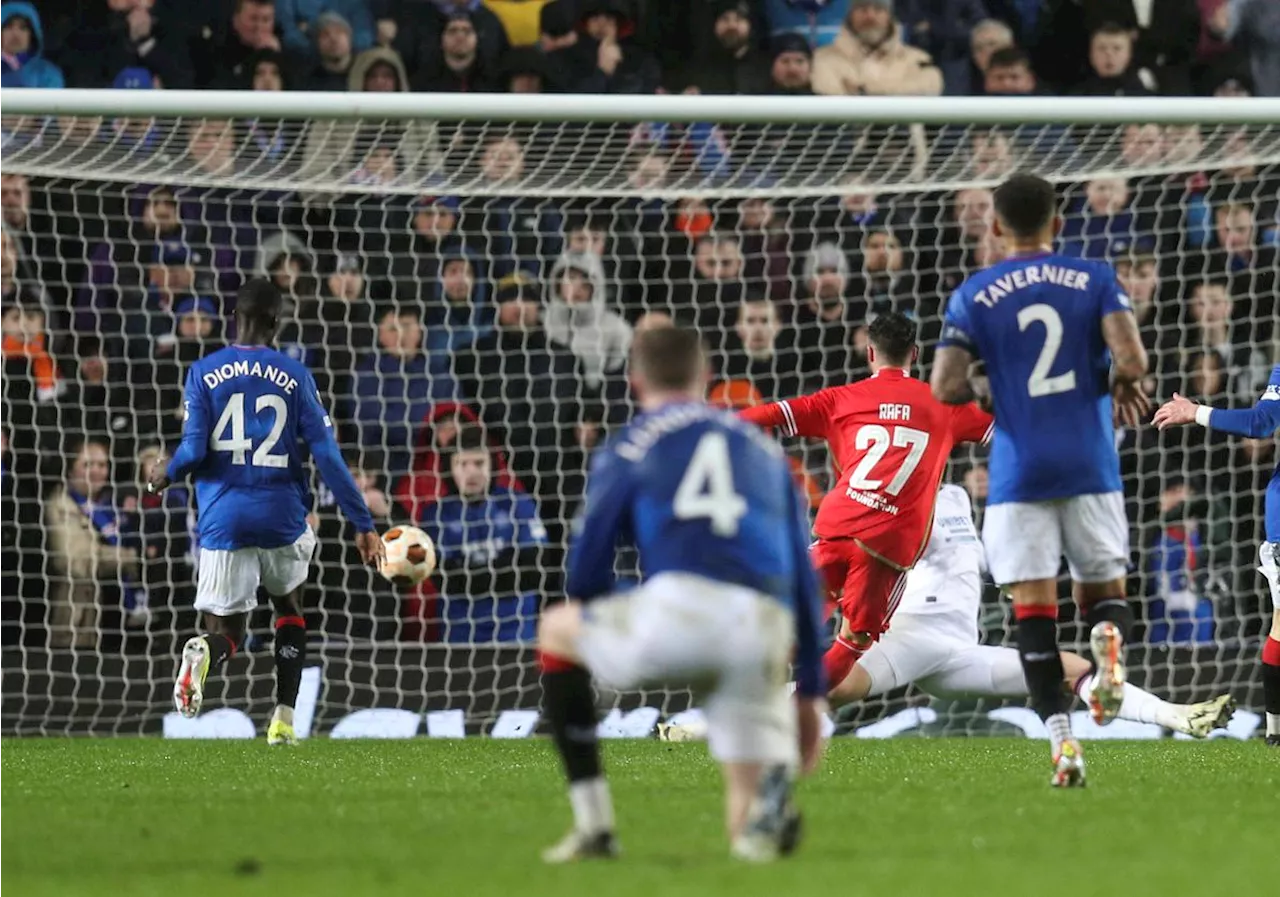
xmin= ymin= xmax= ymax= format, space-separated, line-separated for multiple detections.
xmin=895 ymin=485 xmax=985 ymax=632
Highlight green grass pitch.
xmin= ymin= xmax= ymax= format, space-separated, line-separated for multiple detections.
xmin=3 ymin=738 xmax=1273 ymax=897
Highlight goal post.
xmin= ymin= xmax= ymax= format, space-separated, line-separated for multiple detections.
xmin=2 ymin=90 xmax=1278 ymax=739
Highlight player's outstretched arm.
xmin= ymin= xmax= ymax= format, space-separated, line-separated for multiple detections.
xmin=786 ymin=481 xmax=828 ymax=775
xmin=564 ymin=447 xmax=634 ymax=602
xmin=152 ymin=369 xmax=212 ymax=492
xmin=738 ymin=390 xmax=835 ymax=439
xmin=297 ymin=376 xmax=382 ymax=567
xmin=1154 ymin=377 xmax=1280 ymax=438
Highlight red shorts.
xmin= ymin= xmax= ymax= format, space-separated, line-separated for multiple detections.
xmin=809 ymin=538 xmax=909 ymax=639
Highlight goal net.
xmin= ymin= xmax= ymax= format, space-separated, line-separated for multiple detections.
xmin=2 ymin=92 xmax=1278 ymax=739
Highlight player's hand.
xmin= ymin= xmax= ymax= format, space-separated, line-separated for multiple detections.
xmin=1111 ymin=379 xmax=1151 ymax=429
xmin=144 ymin=455 xmax=170 ymax=494
xmin=1152 ymin=392 xmax=1200 ymax=430
xmin=355 ymin=530 xmax=385 ymax=569
xmin=795 ymin=695 xmax=828 ymax=776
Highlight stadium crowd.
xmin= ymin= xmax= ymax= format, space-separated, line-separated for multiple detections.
xmin=1 ymin=0 xmax=1277 ymax=653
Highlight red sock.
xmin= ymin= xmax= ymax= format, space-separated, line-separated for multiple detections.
xmin=822 ymin=637 xmax=863 ymax=691
xmin=1263 ymin=637 xmax=1280 ymax=667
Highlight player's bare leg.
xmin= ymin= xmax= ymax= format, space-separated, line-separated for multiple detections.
xmin=266 ymin=587 xmax=308 ymax=746
xmin=1074 ymin=579 xmax=1135 ymax=726
xmin=174 ymin=612 xmax=246 ymax=718
xmin=1061 ymin=652 xmax=1233 ymax=737
xmin=826 ymin=662 xmax=872 ymax=709
xmin=537 ymin=601 xmax=618 ymax=863
xmin=1008 ymin=579 xmax=1084 ymax=787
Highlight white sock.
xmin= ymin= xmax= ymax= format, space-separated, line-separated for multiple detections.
xmin=271 ymin=704 xmax=294 ymax=726
xmin=1045 ymin=713 xmax=1073 ymax=753
xmin=1117 ymin=683 xmax=1183 ymax=730
xmin=569 ymin=778 xmax=614 ymax=835
xmin=1267 ymin=712 xmax=1280 ymax=737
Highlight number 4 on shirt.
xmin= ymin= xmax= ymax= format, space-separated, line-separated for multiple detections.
xmin=673 ymin=432 xmax=748 ymax=537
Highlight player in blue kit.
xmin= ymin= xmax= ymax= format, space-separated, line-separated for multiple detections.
xmin=145 ymin=280 xmax=383 ymax=746
xmin=536 ymin=327 xmax=827 ymax=863
xmin=1155 ymin=365 xmax=1280 ymax=746
xmin=930 ymin=174 xmax=1150 ymax=787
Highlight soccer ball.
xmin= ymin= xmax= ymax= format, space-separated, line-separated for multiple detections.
xmin=378 ymin=526 xmax=437 ymax=586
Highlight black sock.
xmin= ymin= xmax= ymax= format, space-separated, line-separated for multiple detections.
xmin=205 ymin=633 xmax=237 ymax=667
xmin=1084 ymin=597 xmax=1135 ymax=646
xmin=542 ymin=664 xmax=601 ymax=783
xmin=1016 ymin=612 xmax=1069 ymax=721
xmin=273 ymin=616 xmax=307 ymax=708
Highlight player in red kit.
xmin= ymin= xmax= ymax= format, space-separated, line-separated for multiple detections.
xmin=740 ymin=313 xmax=992 ymax=692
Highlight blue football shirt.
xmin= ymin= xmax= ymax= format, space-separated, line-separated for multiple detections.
xmin=565 ymin=401 xmax=826 ymax=697
xmin=166 ymin=345 xmax=374 ymax=550
xmin=1206 ymin=364 xmax=1280 ymax=543
xmin=939 ymin=252 xmax=1132 ymax=504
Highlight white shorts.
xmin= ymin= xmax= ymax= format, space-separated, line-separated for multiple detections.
xmin=1258 ymin=541 xmax=1280 ymax=612
xmin=859 ymin=612 xmax=1027 ymax=699
xmin=983 ymin=492 xmax=1129 ymax=586
xmin=194 ymin=528 xmax=317 ymax=617
xmin=577 ymin=572 xmax=797 ymax=765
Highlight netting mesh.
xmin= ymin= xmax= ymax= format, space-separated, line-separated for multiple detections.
xmin=2 ymin=109 xmax=1278 ymax=737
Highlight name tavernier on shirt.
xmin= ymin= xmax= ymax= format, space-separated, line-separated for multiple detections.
xmin=970 ymin=262 xmax=1092 ymax=309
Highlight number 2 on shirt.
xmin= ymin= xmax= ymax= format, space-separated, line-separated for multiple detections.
xmin=210 ymin=392 xmax=289 ymax=468
xmin=1018 ymin=303 xmax=1077 ymax=398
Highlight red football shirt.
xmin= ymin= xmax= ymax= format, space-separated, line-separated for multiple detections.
xmin=741 ymin=369 xmax=992 ymax=568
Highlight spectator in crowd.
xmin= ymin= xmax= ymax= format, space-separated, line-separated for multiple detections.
xmin=54 ymin=0 xmax=193 ymax=89
xmin=499 ymin=44 xmax=556 ymax=92
xmin=763 ymin=0 xmax=847 ymax=48
xmin=1 ymin=224 xmax=50 ymax=329
xmin=543 ymin=249 xmax=633 ymax=397
xmin=275 ymin=0 xmax=373 ymax=58
xmin=392 ymin=400 xmax=523 ymax=522
xmin=388 ymin=0 xmax=508 ymax=80
xmin=133 ymin=443 xmax=192 ymax=611
xmin=1 ymin=2 xmax=64 ymax=88
xmin=717 ymin=297 xmax=801 ymax=401
xmin=768 ymin=32 xmax=815 ymax=94
xmin=672 ymin=0 xmax=773 ymax=95
xmin=45 ymin=438 xmax=144 ymax=647
xmin=300 ymin=10 xmax=357 ymax=89
xmin=896 ymin=1 xmax=997 ymax=95
xmin=983 ymin=45 xmax=1043 ymax=94
xmin=484 ymin=0 xmax=551 ymax=47
xmin=935 ymin=186 xmax=994 ymax=293
xmin=1167 ymin=279 xmax=1270 ymax=405
xmin=1072 ymin=21 xmax=1154 ymax=96
xmin=1061 ymin=177 xmax=1138 ymax=260
xmin=732 ymin=197 xmax=791 ymax=302
xmin=812 ymin=0 xmax=943 ymax=96
xmin=464 ymin=135 xmax=562 ymax=279
xmin=1147 ymin=478 xmax=1215 ymax=644
xmin=1115 ymin=249 xmax=1162 ymax=357
xmin=193 ymin=0 xmax=299 ymax=89
xmin=424 ymin=424 xmax=550 ymax=643
xmin=1 ymin=299 xmax=59 ymax=406
xmin=1 ymin=174 xmax=64 ymax=310
xmin=350 ymin=304 xmax=459 ymax=477
xmin=51 ymin=337 xmax=134 ymax=465
xmin=552 ymin=0 xmax=659 ymax=94
xmin=427 ymin=249 xmax=493 ymax=359
xmin=1215 ymin=0 xmax=1279 ymax=96
xmin=413 ymin=8 xmax=501 ymax=91
xmin=666 ymin=232 xmax=747 ymax=339
xmin=793 ymin=241 xmax=855 ymax=387
xmin=855 ymin=228 xmax=917 ymax=328
xmin=374 ymin=194 xmax=465 ymax=306
xmin=257 ymin=230 xmax=319 ymax=312
xmin=246 ymin=47 xmax=289 ymax=89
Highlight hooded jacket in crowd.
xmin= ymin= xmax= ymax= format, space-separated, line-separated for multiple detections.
xmin=543 ymin=250 xmax=632 ymax=391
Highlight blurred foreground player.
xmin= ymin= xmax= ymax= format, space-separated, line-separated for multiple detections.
xmin=537 ymin=327 xmax=827 ymax=863
xmin=1155 ymin=365 xmax=1280 ymax=746
xmin=931 ymin=173 xmax=1150 ymax=785
xmin=739 ymin=313 xmax=992 ymax=700
xmin=146 ymin=280 xmax=384 ymax=745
